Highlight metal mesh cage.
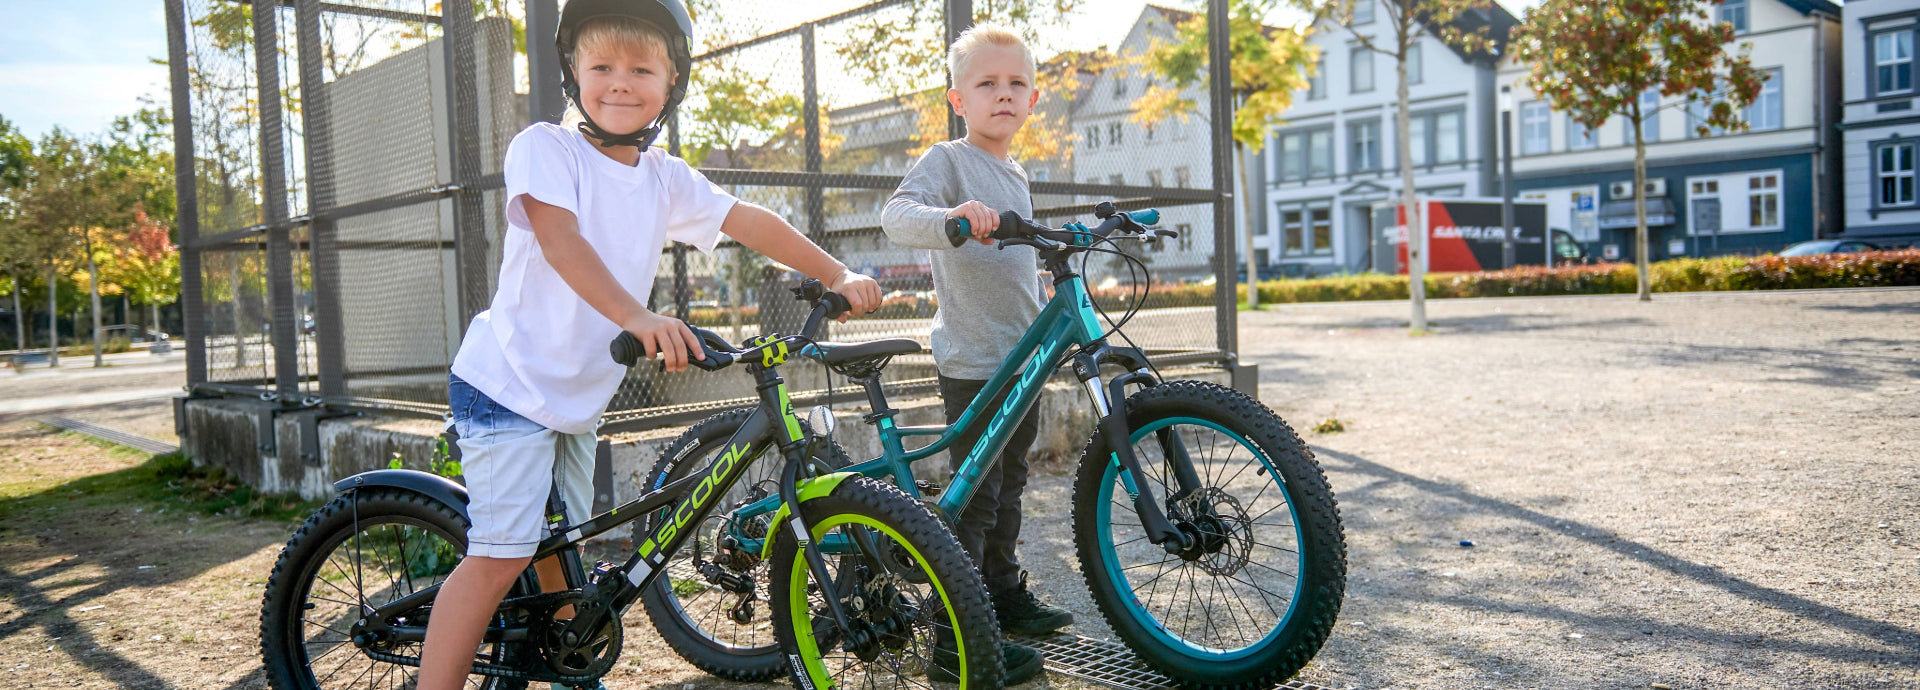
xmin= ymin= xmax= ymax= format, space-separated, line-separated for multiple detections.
xmin=172 ymin=0 xmax=1237 ymax=424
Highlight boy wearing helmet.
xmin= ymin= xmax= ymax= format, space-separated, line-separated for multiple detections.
xmin=417 ymin=2 xmax=882 ymax=688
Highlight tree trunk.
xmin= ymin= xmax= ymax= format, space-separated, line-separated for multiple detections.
xmin=1634 ymin=122 xmax=1651 ymax=302
xmin=1237 ymin=140 xmax=1261 ymax=308
xmin=88 ymin=248 xmax=104 ymax=367
xmin=1396 ymin=47 xmax=1426 ymax=332
xmin=150 ymin=302 xmax=160 ymax=337
xmin=11 ymin=272 xmax=23 ymax=357
xmin=46 ymin=264 xmax=58 ymax=367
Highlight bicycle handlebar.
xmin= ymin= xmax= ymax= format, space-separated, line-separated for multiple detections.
xmin=609 ymin=279 xmax=851 ymax=371
xmin=944 ymin=202 xmax=1166 ymax=248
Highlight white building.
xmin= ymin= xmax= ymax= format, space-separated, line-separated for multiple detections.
xmin=1840 ymin=0 xmax=1920 ymax=247
xmin=1262 ymin=0 xmax=1516 ymax=276
xmin=1497 ymin=0 xmax=1841 ymax=260
xmin=1070 ymin=5 xmax=1224 ymax=284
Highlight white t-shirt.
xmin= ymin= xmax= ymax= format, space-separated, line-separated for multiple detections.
xmin=451 ymin=122 xmax=736 ymax=434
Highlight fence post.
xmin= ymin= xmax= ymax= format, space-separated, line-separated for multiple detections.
xmin=295 ymin=0 xmax=345 ymax=399
xmin=445 ymin=0 xmax=491 ymax=333
xmin=166 ymin=0 xmax=206 ymax=387
xmin=803 ymin=23 xmax=824 ymax=245
xmin=668 ymin=114 xmax=690 ymax=321
xmin=944 ymin=0 xmax=971 ymax=141
xmin=526 ymin=0 xmax=565 ymax=124
xmin=1206 ymin=0 xmax=1240 ymax=364
xmin=254 ymin=0 xmax=301 ymax=402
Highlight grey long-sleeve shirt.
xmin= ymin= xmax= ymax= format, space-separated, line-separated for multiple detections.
xmin=881 ymin=139 xmax=1044 ymax=380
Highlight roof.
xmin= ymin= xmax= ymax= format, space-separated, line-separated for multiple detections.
xmin=1146 ymin=4 xmax=1288 ymax=41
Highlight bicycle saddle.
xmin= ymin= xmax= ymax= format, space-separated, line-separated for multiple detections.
xmin=808 ymin=338 xmax=921 ymax=377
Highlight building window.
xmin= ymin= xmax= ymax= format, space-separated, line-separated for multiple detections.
xmin=1878 ymin=141 xmax=1916 ymax=207
xmin=1748 ymin=173 xmax=1779 ymax=228
xmin=1109 ymin=174 xmax=1125 ymax=186
xmin=1351 ymin=0 xmax=1374 ymax=25
xmin=1568 ymin=116 xmax=1597 ymax=151
xmin=1408 ymin=43 xmax=1423 ymax=85
xmin=1085 ymin=126 xmax=1100 ymax=149
xmin=1113 ymin=76 xmax=1126 ymax=98
xmin=1307 ymin=56 xmax=1325 ymax=100
xmin=1108 ymin=123 xmax=1123 ymax=146
xmin=1435 ymin=110 xmax=1462 ymax=163
xmin=1174 ymin=166 xmax=1191 ymax=187
xmin=1281 ymin=209 xmax=1305 ymax=254
xmin=1402 ymin=108 xmax=1467 ymax=165
xmin=1748 ymin=68 xmax=1783 ymax=131
xmin=1520 ymin=101 xmax=1550 ymax=154
xmin=1351 ymin=47 xmax=1374 ymax=93
xmin=1275 ymin=127 xmax=1333 ymax=181
xmin=1176 ymin=223 xmax=1193 ymax=251
xmin=1147 ymin=169 xmax=1164 ymax=187
xmin=1623 ymin=89 xmax=1660 ymax=143
xmin=1349 ymin=118 xmax=1381 ymax=173
xmin=1877 ymin=31 xmax=1914 ymax=96
xmin=1720 ymin=0 xmax=1747 ymax=34
xmin=1310 ymin=207 xmax=1333 ymax=254
xmin=1687 ymin=96 xmax=1727 ymax=138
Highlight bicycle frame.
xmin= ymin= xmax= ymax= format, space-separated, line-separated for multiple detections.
xmin=733 ymin=248 xmax=1197 ymax=557
xmin=357 ymin=312 xmax=879 ymax=666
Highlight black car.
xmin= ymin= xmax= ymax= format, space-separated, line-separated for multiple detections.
xmin=1778 ymin=240 xmax=1881 ymax=257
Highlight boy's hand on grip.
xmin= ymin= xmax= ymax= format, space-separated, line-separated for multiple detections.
xmin=621 ymin=309 xmax=703 ymax=372
xmin=828 ymin=269 xmax=883 ymax=322
xmin=947 ymin=200 xmax=998 ymax=245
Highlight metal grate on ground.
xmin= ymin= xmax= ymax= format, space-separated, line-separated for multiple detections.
xmin=1008 ymin=631 xmax=1339 ymax=690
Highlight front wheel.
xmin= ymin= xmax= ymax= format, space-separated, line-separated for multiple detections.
xmin=1072 ymin=380 xmax=1346 ymax=689
xmin=771 ymin=476 xmax=1005 ymax=689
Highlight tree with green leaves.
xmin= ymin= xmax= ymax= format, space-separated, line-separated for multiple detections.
xmin=1128 ymin=0 xmax=1315 ymax=309
xmin=1297 ymin=0 xmax=1496 ymax=331
xmin=1511 ymin=0 xmax=1762 ymax=302
xmin=0 ymin=115 xmax=37 ymax=355
xmin=22 ymin=131 xmax=118 ymax=366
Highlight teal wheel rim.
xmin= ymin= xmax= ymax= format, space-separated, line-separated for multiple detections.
xmin=1095 ymin=416 xmax=1306 ymax=660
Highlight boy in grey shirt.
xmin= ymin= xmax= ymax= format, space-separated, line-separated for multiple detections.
xmin=881 ymin=24 xmax=1073 ymax=648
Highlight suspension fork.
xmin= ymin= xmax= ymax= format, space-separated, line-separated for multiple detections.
xmin=1076 ymin=352 xmax=1195 ymax=554
xmin=758 ymin=368 xmax=863 ymax=645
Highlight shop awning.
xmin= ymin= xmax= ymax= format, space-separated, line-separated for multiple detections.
xmin=1597 ymin=198 xmax=1676 ymax=229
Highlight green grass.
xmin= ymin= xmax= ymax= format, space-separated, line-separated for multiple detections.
xmin=1 ymin=429 xmax=321 ymax=525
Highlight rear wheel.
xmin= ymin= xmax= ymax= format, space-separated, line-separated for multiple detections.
xmin=260 ymin=487 xmax=534 ymax=689
xmin=771 ymin=476 xmax=1004 ymax=689
xmin=1072 ymin=380 xmax=1346 ymax=689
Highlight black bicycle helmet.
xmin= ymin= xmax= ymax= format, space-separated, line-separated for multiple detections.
xmin=556 ymin=0 xmax=694 ymax=148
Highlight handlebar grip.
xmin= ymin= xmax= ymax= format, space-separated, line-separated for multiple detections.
xmin=822 ymin=292 xmax=853 ymax=321
xmin=945 ymin=217 xmax=971 ymax=247
xmin=610 ymin=329 xmax=734 ymax=371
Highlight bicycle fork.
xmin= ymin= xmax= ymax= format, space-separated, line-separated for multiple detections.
xmin=1076 ymin=351 xmax=1203 ymax=556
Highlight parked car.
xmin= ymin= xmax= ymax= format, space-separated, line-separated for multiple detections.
xmin=100 ymin=325 xmax=169 ymax=343
xmin=1778 ymin=240 xmax=1881 ymax=257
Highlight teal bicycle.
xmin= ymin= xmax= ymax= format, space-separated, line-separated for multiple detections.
xmin=639 ymin=203 xmax=1346 ymax=689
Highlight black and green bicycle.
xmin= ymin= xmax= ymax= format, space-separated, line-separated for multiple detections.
xmin=641 ymin=202 xmax=1347 ymax=689
xmin=258 ymin=281 xmax=1007 ymax=689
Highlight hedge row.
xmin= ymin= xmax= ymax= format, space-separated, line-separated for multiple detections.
xmin=677 ymin=251 xmax=1920 ymax=320
xmin=1119 ymin=250 xmax=1920 ymax=307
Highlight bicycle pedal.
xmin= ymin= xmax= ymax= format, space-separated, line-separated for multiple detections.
xmin=915 ymin=479 xmax=943 ymax=496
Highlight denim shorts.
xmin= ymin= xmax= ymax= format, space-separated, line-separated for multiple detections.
xmin=448 ymin=374 xmax=596 ymax=559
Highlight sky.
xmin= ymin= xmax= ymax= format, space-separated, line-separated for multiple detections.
xmin=0 ymin=0 xmax=1537 ymax=142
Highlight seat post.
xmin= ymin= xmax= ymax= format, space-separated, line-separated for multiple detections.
xmin=854 ymin=375 xmax=897 ymax=425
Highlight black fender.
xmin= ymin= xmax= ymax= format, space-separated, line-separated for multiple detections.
xmin=333 ymin=469 xmax=470 ymax=521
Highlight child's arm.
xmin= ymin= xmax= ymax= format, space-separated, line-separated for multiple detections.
xmin=720 ymin=201 xmax=882 ymax=320
xmin=881 ymin=145 xmax=996 ymax=248
xmin=523 ymin=198 xmax=706 ymax=372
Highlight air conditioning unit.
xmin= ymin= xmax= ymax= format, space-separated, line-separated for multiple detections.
xmin=1610 ymin=178 xmax=1667 ymax=200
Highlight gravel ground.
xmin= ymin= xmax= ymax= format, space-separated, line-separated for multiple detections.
xmin=4 ymin=287 xmax=1916 ymax=689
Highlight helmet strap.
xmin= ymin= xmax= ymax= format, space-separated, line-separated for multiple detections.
xmin=560 ymin=73 xmax=673 ymax=149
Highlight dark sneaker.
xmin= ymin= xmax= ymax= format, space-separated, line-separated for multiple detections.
xmin=930 ymin=638 xmax=1043 ymax=685
xmin=991 ymin=573 xmax=1074 ymax=636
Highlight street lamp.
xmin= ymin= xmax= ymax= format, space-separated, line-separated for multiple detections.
xmin=1499 ymin=85 xmax=1519 ymax=270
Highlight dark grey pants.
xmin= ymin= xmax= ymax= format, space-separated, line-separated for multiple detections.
xmin=938 ymin=374 xmax=1040 ymax=594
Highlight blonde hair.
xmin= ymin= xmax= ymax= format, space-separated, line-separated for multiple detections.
xmin=947 ymin=23 xmax=1035 ymax=86
xmin=564 ymin=15 xmax=676 ymax=128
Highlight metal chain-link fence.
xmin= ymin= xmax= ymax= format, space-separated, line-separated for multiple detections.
xmin=168 ymin=0 xmax=1241 ymax=430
